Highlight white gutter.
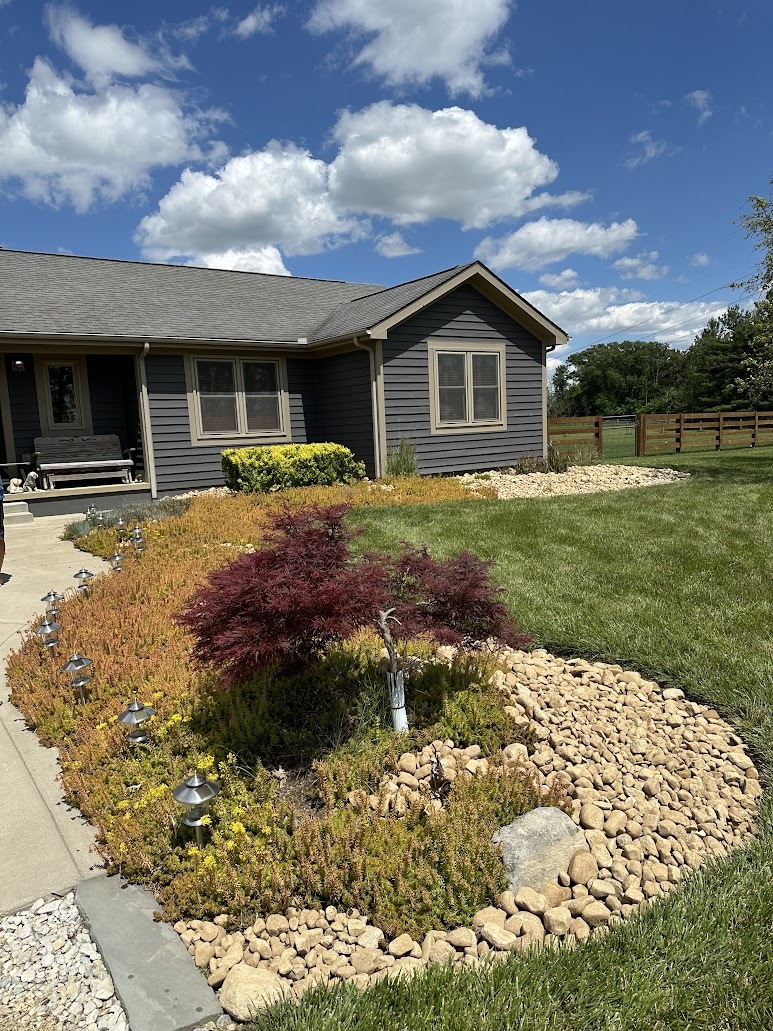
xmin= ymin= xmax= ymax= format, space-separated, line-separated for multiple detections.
xmin=136 ymin=342 xmax=158 ymax=499
xmin=353 ymin=336 xmax=382 ymax=479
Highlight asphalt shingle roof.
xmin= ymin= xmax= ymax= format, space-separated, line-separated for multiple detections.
xmin=0 ymin=250 xmax=384 ymax=344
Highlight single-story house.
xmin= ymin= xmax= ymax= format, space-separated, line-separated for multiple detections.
xmin=0 ymin=249 xmax=568 ymax=514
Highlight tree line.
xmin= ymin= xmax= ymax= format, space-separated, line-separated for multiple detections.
xmin=549 ymin=178 xmax=773 ymax=417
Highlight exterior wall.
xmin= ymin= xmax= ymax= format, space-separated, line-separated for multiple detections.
xmin=381 ymin=284 xmax=545 ymax=474
xmin=4 ymin=353 xmax=39 ymax=462
xmin=146 ymin=354 xmax=315 ymax=494
xmin=314 ymin=350 xmax=375 ymax=477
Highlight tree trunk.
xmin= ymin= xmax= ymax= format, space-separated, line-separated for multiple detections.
xmin=377 ymin=608 xmax=409 ymax=733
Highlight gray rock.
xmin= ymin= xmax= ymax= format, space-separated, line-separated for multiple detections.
xmin=219 ymin=965 xmax=290 ymax=1022
xmin=492 ymin=807 xmax=588 ymax=893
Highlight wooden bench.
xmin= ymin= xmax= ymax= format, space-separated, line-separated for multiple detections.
xmin=34 ymin=435 xmax=135 ymax=490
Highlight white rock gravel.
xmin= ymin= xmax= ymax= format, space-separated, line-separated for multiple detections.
xmin=458 ymin=464 xmax=689 ymax=500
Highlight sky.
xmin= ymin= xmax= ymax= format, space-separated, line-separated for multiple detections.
xmin=0 ymin=1 xmax=770 ymax=371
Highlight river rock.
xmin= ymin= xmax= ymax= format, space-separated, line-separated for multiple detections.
xmin=219 ymin=965 xmax=290 ymax=1021
xmin=492 ymin=807 xmax=588 ymax=893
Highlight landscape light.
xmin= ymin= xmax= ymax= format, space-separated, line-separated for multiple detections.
xmin=60 ymin=653 xmax=93 ymax=703
xmin=173 ymin=771 xmax=221 ymax=847
xmin=108 ymin=551 xmax=123 ymax=572
xmin=35 ymin=617 xmax=61 ymax=652
xmin=73 ymin=568 xmax=95 ymax=596
xmin=118 ymin=694 xmax=156 ymax=746
xmin=41 ymin=589 xmax=64 ymax=620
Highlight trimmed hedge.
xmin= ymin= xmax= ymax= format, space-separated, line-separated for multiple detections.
xmin=221 ymin=443 xmax=367 ymax=493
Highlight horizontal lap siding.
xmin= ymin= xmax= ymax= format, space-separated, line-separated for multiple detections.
xmin=86 ymin=355 xmax=140 ymax=450
xmin=146 ymin=355 xmax=313 ymax=494
xmin=5 ymin=354 xmax=39 ymax=461
xmin=315 ymin=351 xmax=375 ymax=477
xmin=383 ymin=285 xmax=544 ymax=474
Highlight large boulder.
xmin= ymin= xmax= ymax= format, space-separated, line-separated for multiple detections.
xmin=219 ymin=964 xmax=290 ymax=1022
xmin=492 ymin=807 xmax=588 ymax=893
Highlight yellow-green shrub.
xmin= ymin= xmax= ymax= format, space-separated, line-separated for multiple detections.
xmin=221 ymin=442 xmax=366 ymax=493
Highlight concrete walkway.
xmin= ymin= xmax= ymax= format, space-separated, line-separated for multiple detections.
xmin=0 ymin=514 xmax=101 ymax=915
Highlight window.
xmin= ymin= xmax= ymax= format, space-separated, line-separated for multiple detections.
xmin=191 ymin=358 xmax=289 ymax=441
xmin=37 ymin=358 xmax=91 ymax=433
xmin=430 ymin=344 xmax=506 ymax=432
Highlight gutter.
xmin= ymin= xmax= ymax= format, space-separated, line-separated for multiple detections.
xmin=135 ymin=342 xmax=159 ymax=499
xmin=353 ymin=336 xmax=382 ymax=479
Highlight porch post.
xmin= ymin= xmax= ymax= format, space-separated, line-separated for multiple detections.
xmin=136 ymin=344 xmax=158 ymax=499
xmin=0 ymin=355 xmax=16 ymax=462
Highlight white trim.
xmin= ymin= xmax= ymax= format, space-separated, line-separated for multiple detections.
xmin=428 ymin=341 xmax=507 ymax=435
xmin=136 ymin=347 xmax=158 ymax=499
xmin=34 ymin=356 xmax=93 ymax=435
xmin=0 ymin=357 xmax=16 ymax=463
xmin=184 ymin=353 xmax=292 ymax=447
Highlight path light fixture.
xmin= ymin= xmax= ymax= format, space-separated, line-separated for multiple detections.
xmin=118 ymin=693 xmax=156 ymax=746
xmin=173 ymin=771 xmax=220 ymax=847
xmin=131 ymin=525 xmax=145 ymax=553
xmin=61 ymin=653 xmax=93 ymax=702
xmin=108 ymin=551 xmax=123 ymax=572
xmin=34 ymin=617 xmax=61 ymax=652
xmin=74 ymin=568 xmax=95 ymax=596
xmin=96 ymin=512 xmax=105 ymax=528
xmin=86 ymin=504 xmax=97 ymax=521
xmin=41 ymin=589 xmax=64 ymax=620
xmin=115 ymin=518 xmax=127 ymax=544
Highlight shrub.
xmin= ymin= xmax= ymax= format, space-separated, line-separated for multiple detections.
xmin=547 ymin=441 xmax=570 ymax=472
xmin=566 ymin=441 xmax=601 ymax=467
xmin=385 ymin=438 xmax=418 ymax=477
xmin=221 ymin=443 xmax=366 ymax=494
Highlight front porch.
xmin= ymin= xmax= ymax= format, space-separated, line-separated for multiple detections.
xmin=15 ymin=481 xmax=152 ymax=518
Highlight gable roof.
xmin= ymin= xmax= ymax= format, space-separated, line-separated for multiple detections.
xmin=0 ymin=249 xmax=568 ymax=348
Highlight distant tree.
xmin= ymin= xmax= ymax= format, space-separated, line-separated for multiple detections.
xmin=737 ymin=175 xmax=773 ymax=295
xmin=733 ymin=298 xmax=773 ymax=408
xmin=560 ymin=340 xmax=686 ymax=415
xmin=547 ymin=364 xmax=573 ymax=416
xmin=684 ymin=306 xmax=758 ymax=411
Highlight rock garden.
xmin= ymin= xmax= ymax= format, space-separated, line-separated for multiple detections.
xmin=458 ymin=464 xmax=690 ymax=500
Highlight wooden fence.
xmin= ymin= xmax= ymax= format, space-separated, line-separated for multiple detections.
xmin=547 ymin=416 xmax=603 ymax=454
xmin=636 ymin=411 xmax=773 ymax=455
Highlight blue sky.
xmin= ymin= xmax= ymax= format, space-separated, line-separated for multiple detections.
xmin=0 ymin=1 xmax=770 ymax=369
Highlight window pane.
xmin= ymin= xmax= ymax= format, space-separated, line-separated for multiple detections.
xmin=439 ymin=386 xmax=467 ymax=423
xmin=47 ymin=364 xmax=78 ymax=425
xmin=437 ymin=353 xmax=465 ymax=387
xmin=473 ymin=386 xmax=500 ymax=421
xmin=472 ymin=353 xmax=499 ymax=387
xmin=197 ymin=361 xmax=238 ymax=433
xmin=243 ymin=362 xmax=278 ymax=394
xmin=246 ymin=394 xmax=281 ymax=432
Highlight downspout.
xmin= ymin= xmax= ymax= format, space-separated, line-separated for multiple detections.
xmin=136 ymin=342 xmax=158 ymax=499
xmin=353 ymin=336 xmax=382 ymax=479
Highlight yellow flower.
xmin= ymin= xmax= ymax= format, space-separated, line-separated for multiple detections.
xmin=199 ymin=814 xmax=212 ymax=826
xmin=199 ymin=755 xmax=216 ymax=772
xmin=224 ymin=839 xmax=236 ymax=851
xmin=229 ymin=821 xmax=246 ymax=835
xmin=117 ymin=800 xmax=130 ymax=810
xmin=123 ymin=812 xmax=132 ymax=821
xmin=109 ymin=715 xmax=119 ymax=723
xmin=187 ymin=845 xmax=199 ymax=855
xmin=96 ymin=722 xmax=107 ymax=731
xmin=202 ymin=855 xmax=216 ymax=869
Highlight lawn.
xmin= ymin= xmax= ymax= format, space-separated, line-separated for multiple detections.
xmin=253 ymin=446 xmax=773 ymax=1031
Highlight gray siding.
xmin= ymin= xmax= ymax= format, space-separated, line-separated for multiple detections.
xmin=315 ymin=351 xmax=375 ymax=477
xmin=86 ymin=355 xmax=141 ymax=450
xmin=146 ymin=355 xmax=313 ymax=494
xmin=5 ymin=354 xmax=39 ymax=462
xmin=382 ymin=284 xmax=545 ymax=474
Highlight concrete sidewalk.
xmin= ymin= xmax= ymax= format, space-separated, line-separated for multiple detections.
xmin=0 ymin=514 xmax=101 ymax=915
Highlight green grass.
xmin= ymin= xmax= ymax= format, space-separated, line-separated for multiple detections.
xmin=600 ymin=424 xmax=637 ymax=461
xmin=253 ymin=447 xmax=773 ymax=1031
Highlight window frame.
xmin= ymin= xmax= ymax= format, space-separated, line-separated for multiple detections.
xmin=34 ymin=356 xmax=93 ymax=435
xmin=185 ymin=354 xmax=292 ymax=446
xmin=428 ymin=341 xmax=507 ymax=435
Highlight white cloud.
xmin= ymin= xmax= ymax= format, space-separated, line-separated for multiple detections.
xmin=307 ymin=0 xmax=512 ymax=96
xmin=612 ymin=250 xmax=669 ymax=280
xmin=330 ymin=102 xmax=587 ymax=229
xmin=684 ymin=89 xmax=714 ymax=126
xmin=539 ymin=268 xmax=579 ymax=289
xmin=475 ymin=217 xmax=639 ymax=271
xmin=46 ymin=5 xmax=189 ymax=85
xmin=374 ymin=232 xmax=422 ymax=257
xmin=170 ymin=8 xmax=230 ymax=42
xmin=235 ymin=4 xmax=284 ymax=38
xmin=0 ymin=58 xmax=220 ymax=212
xmin=524 ymin=285 xmax=726 ymax=345
xmin=136 ymin=143 xmax=367 ymax=261
xmin=690 ymin=251 xmax=711 ymax=267
xmin=186 ymin=245 xmax=290 ymax=275
xmin=623 ymin=130 xmax=670 ymax=169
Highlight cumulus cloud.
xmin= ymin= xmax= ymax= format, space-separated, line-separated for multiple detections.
xmin=136 ymin=143 xmax=367 ymax=261
xmin=186 ymin=245 xmax=290 ymax=275
xmin=623 ymin=130 xmax=671 ymax=169
xmin=684 ymin=89 xmax=714 ymax=126
xmin=46 ymin=5 xmax=189 ymax=85
xmin=690 ymin=251 xmax=711 ymax=267
xmin=0 ymin=58 xmax=221 ymax=212
xmin=375 ymin=232 xmax=422 ymax=258
xmin=307 ymin=0 xmax=512 ymax=96
xmin=612 ymin=250 xmax=669 ymax=280
xmin=539 ymin=268 xmax=579 ymax=289
xmin=329 ymin=102 xmax=587 ymax=229
xmin=235 ymin=4 xmax=284 ymax=38
xmin=524 ymin=285 xmax=726 ymax=346
xmin=475 ymin=217 xmax=639 ymax=272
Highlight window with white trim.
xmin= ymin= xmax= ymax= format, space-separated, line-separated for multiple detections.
xmin=43 ymin=360 xmax=87 ymax=430
xmin=194 ymin=358 xmax=286 ymax=437
xmin=432 ymin=348 xmax=505 ymax=430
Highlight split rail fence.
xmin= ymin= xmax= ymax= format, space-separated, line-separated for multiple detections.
xmin=548 ymin=411 xmax=773 ymax=459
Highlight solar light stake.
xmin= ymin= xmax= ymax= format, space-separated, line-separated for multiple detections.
xmin=109 ymin=551 xmax=123 ymax=572
xmin=173 ymin=771 xmax=220 ymax=848
xmin=115 ymin=518 xmax=127 ymax=544
xmin=35 ymin=617 xmax=61 ymax=652
xmin=60 ymin=653 xmax=93 ymax=702
xmin=73 ymin=568 xmax=95 ymax=597
xmin=118 ymin=693 xmax=156 ymax=746
xmin=41 ymin=589 xmax=64 ymax=620
xmin=131 ymin=525 xmax=145 ymax=553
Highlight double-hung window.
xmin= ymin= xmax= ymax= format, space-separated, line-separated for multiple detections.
xmin=430 ymin=344 xmax=506 ymax=432
xmin=192 ymin=358 xmax=289 ymax=441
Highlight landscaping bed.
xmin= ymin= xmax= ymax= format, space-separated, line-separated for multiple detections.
xmin=459 ymin=464 xmax=689 ymax=499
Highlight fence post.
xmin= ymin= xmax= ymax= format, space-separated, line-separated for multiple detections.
xmin=717 ymin=411 xmax=724 ymax=450
xmin=638 ymin=414 xmax=647 ymax=457
xmin=677 ymin=413 xmax=684 ymax=453
xmin=753 ymin=410 xmax=758 ymax=448
xmin=596 ymin=416 xmax=603 ymax=458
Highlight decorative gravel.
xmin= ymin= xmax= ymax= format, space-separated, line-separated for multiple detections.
xmin=458 ymin=464 xmax=690 ymax=499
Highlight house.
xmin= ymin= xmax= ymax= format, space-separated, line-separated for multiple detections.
xmin=0 ymin=249 xmax=568 ymax=514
